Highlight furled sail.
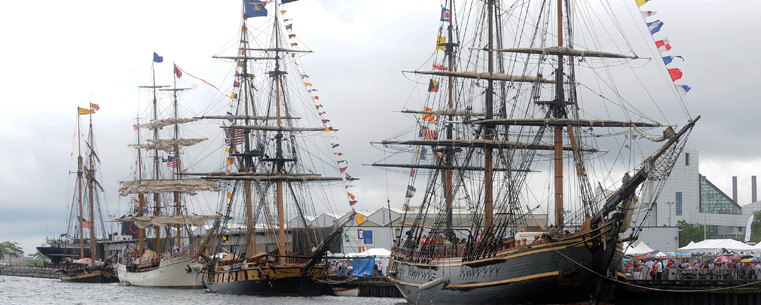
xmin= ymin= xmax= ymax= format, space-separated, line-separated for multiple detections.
xmin=137 ymin=118 xmax=199 ymax=130
xmin=130 ymin=138 xmax=207 ymax=152
xmin=118 ymin=215 xmax=220 ymax=229
xmin=402 ymin=108 xmax=485 ymax=117
xmin=119 ymin=179 xmax=220 ymax=196
xmin=491 ymin=46 xmax=639 ymax=59
xmin=405 ymin=70 xmax=555 ymax=83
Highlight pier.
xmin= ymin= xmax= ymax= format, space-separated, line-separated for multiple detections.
xmin=617 ymin=268 xmax=761 ymax=305
xmin=0 ymin=266 xmax=58 ymax=279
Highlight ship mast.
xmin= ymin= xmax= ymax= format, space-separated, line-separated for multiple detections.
xmin=443 ymin=0 xmax=455 ymax=236
xmin=241 ymin=10 xmax=256 ymax=260
xmin=273 ymin=0 xmax=286 ymax=266
xmin=553 ymin=0 xmax=567 ymax=228
xmin=136 ymin=116 xmax=145 ymax=254
xmin=483 ymin=0 xmax=495 ymax=232
xmin=76 ymin=110 xmax=85 ymax=259
xmin=87 ymin=111 xmax=97 ymax=260
xmin=151 ymin=61 xmax=162 ymax=253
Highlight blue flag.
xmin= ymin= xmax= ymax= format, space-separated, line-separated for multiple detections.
xmin=405 ymin=185 xmax=416 ymax=198
xmin=440 ymin=8 xmax=451 ymax=22
xmin=662 ymin=55 xmax=684 ymax=65
xmin=245 ymin=1 xmax=268 ymax=18
xmin=647 ymin=20 xmax=663 ymax=35
xmin=282 ymin=0 xmax=300 ymax=3
xmin=285 ymin=24 xmax=293 ymax=31
xmin=153 ymin=52 xmax=163 ymax=63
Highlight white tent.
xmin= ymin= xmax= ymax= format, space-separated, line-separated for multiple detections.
xmin=624 ymin=241 xmax=655 ymax=256
xmin=676 ymin=239 xmax=758 ymax=255
xmin=344 ymin=248 xmax=391 ymax=258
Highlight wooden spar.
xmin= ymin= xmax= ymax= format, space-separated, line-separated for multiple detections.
xmin=444 ymin=0 xmax=454 ymax=233
xmin=242 ymin=17 xmax=256 ymax=260
xmin=274 ymin=0 xmax=286 ymax=266
xmin=484 ymin=0 xmax=494 ymax=232
xmin=88 ymin=111 xmax=97 ymax=260
xmin=136 ymin=115 xmax=145 ymax=254
xmin=152 ymin=60 xmax=162 ymax=254
xmin=77 ymin=110 xmax=85 ymax=259
xmin=172 ymin=63 xmax=182 ymax=248
xmin=554 ymin=0 xmax=565 ymax=228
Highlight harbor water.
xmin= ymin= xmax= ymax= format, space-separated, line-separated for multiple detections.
xmin=0 ymin=275 xmax=404 ymax=305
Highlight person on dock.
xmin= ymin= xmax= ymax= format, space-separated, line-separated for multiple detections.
xmin=655 ymin=260 xmax=663 ymax=280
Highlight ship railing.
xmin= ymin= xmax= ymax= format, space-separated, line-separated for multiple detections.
xmin=628 ymin=268 xmax=761 ymax=281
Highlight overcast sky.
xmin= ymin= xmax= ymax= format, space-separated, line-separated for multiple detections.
xmin=1 ymin=0 xmax=759 ymax=255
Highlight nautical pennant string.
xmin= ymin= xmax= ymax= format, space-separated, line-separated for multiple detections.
xmin=637 ymin=0 xmax=691 ymax=97
xmin=278 ymin=5 xmax=359 ymax=207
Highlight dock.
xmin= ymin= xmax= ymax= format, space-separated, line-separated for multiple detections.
xmin=0 ymin=266 xmax=59 ymax=279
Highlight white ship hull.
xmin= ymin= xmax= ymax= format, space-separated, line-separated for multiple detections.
xmin=116 ymin=255 xmax=204 ymax=288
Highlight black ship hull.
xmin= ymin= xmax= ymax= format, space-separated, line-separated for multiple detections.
xmin=37 ymin=245 xmax=91 ymax=266
xmin=389 ymin=235 xmax=624 ymax=305
xmin=203 ymin=266 xmax=322 ymax=296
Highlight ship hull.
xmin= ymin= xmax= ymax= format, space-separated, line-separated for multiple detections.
xmin=38 ymin=245 xmax=91 ymax=266
xmin=389 ymin=236 xmax=623 ymax=305
xmin=60 ymin=267 xmax=119 ymax=283
xmin=203 ymin=265 xmax=322 ymax=296
xmin=116 ymin=256 xmax=204 ymax=288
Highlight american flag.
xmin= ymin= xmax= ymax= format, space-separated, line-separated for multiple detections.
xmin=422 ymin=127 xmax=438 ymax=140
xmin=79 ymin=217 xmax=90 ymax=229
xmin=167 ymin=155 xmax=180 ymax=168
xmin=225 ymin=128 xmax=245 ymax=145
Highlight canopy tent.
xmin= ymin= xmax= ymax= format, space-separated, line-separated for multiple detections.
xmin=624 ymin=241 xmax=655 ymax=256
xmin=343 ymin=248 xmax=391 ymax=258
xmin=677 ymin=239 xmax=758 ymax=255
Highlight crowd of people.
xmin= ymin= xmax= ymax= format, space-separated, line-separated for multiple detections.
xmin=625 ymin=258 xmax=761 ymax=280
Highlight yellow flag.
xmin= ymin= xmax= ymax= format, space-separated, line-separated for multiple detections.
xmin=227 ymin=192 xmax=232 ymax=199
xmin=356 ymin=214 xmax=365 ymax=225
xmin=636 ymin=0 xmax=650 ymax=7
xmin=436 ymin=36 xmax=446 ymax=50
xmin=78 ymin=107 xmax=94 ymax=115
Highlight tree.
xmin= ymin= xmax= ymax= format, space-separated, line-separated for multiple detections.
xmin=0 ymin=241 xmax=24 ymax=265
xmin=746 ymin=211 xmax=761 ymax=243
xmin=677 ymin=220 xmax=705 ymax=247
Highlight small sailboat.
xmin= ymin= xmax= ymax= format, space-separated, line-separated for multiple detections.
xmin=378 ymin=0 xmax=698 ymax=304
xmin=58 ymin=105 xmax=119 ymax=283
xmin=114 ymin=56 xmax=220 ymax=288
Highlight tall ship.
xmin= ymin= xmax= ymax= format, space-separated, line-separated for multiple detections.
xmin=197 ymin=0 xmax=355 ymax=296
xmin=376 ymin=0 xmax=698 ymax=304
xmin=115 ymin=55 xmax=220 ymax=288
xmin=57 ymin=105 xmax=119 ymax=283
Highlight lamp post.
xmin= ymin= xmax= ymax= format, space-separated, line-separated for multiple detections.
xmin=666 ymin=202 xmax=674 ymax=226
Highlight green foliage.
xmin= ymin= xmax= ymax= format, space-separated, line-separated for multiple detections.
xmin=0 ymin=241 xmax=24 ymax=261
xmin=677 ymin=220 xmax=705 ymax=247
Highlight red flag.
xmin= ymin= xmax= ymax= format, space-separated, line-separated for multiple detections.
xmin=410 ymin=169 xmax=415 ymax=177
xmin=668 ymin=68 xmax=683 ymax=81
xmin=340 ymin=166 xmax=348 ymax=173
xmin=174 ymin=64 xmax=182 ymax=78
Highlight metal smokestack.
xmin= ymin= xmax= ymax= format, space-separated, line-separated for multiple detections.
xmin=753 ymin=176 xmax=757 ymax=203
xmin=733 ymin=176 xmax=738 ymax=203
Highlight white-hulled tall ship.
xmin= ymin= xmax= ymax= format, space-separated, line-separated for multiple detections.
xmin=115 ymin=55 xmax=220 ymax=288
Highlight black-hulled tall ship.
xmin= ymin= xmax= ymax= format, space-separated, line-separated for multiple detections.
xmin=376 ymin=0 xmax=698 ymax=304
xmin=57 ymin=105 xmax=119 ymax=283
xmin=196 ymin=0 xmax=354 ymax=296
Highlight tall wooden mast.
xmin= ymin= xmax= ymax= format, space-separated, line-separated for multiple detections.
xmin=273 ymin=0 xmax=286 ymax=266
xmin=87 ymin=112 xmax=97 ymax=260
xmin=483 ymin=0 xmax=495 ymax=232
xmin=151 ymin=61 xmax=162 ymax=254
xmin=553 ymin=0 xmax=567 ymax=228
xmin=76 ymin=110 xmax=85 ymax=259
xmin=443 ymin=0 xmax=455 ymax=235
